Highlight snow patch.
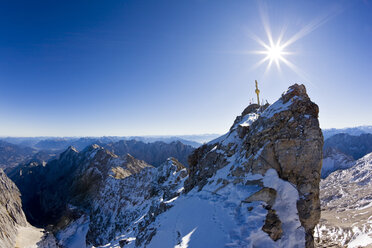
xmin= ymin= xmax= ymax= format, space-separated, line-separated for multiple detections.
xmin=56 ymin=215 xmax=90 ymax=248
xmin=261 ymin=98 xmax=295 ymax=119
xmin=263 ymin=169 xmax=306 ymax=247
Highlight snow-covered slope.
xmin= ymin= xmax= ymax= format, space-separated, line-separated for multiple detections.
xmin=81 ymin=84 xmax=323 ymax=248
xmin=321 ymin=147 xmax=355 ymax=178
xmin=316 ymin=152 xmax=372 ymax=247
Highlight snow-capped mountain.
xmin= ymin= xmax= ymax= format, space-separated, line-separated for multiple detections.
xmin=316 ymin=152 xmax=372 ymax=248
xmin=51 ymin=83 xmax=322 ymax=248
xmin=321 ymin=147 xmax=355 ymax=178
xmin=322 ymin=126 xmax=372 ymax=140
xmin=102 ymin=140 xmax=195 ymax=167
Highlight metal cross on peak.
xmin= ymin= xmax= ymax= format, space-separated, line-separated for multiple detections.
xmin=255 ymin=80 xmax=260 ymax=105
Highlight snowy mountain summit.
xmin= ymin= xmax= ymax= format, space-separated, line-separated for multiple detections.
xmin=65 ymin=83 xmax=321 ymax=248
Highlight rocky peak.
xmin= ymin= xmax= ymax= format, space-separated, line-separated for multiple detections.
xmin=63 ymin=145 xmax=78 ymax=155
xmin=185 ymin=83 xmax=323 ymax=247
xmin=168 ymin=157 xmax=186 ymax=171
xmin=58 ymin=145 xmax=79 ymax=163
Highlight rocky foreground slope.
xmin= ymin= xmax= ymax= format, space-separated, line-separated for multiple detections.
xmin=316 ymin=152 xmax=372 ymax=248
xmin=0 ymin=169 xmax=27 ymax=248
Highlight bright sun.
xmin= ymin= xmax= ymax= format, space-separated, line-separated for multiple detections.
xmin=267 ymin=44 xmax=283 ymax=61
xmin=250 ymin=3 xmax=334 ymax=77
xmin=252 ymin=38 xmax=290 ymax=72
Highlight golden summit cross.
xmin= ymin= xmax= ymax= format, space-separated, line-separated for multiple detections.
xmin=255 ymin=80 xmax=260 ymax=105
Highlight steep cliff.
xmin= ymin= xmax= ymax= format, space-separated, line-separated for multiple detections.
xmin=0 ymin=169 xmax=28 ymax=248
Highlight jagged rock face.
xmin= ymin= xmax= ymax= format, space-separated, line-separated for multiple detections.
xmin=0 ymin=169 xmax=27 ymax=248
xmin=321 ymin=147 xmax=354 ymax=178
xmin=316 ymin=152 xmax=372 ymax=248
xmin=185 ymin=84 xmax=323 ymax=247
xmin=50 ymin=157 xmax=187 ymax=247
xmin=83 ymin=157 xmax=188 ymax=246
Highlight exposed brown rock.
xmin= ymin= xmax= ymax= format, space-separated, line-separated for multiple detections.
xmin=262 ymin=208 xmax=283 ymax=241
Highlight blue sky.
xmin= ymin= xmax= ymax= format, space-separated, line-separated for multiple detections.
xmin=0 ymin=0 xmax=371 ymax=136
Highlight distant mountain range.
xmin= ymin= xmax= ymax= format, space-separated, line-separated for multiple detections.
xmin=102 ymin=140 xmax=194 ymax=167
xmin=0 ymin=134 xmax=221 ymax=150
xmin=0 ymin=140 xmax=37 ymax=168
xmin=0 ymin=134 xmax=213 ymax=170
xmin=322 ymin=125 xmax=372 ymax=140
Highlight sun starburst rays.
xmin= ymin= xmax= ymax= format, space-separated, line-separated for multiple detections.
xmin=249 ymin=2 xmax=340 ymax=80
xmin=253 ymin=38 xmax=289 ymax=73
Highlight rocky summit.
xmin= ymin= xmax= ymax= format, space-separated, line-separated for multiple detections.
xmin=182 ymin=83 xmax=323 ymax=248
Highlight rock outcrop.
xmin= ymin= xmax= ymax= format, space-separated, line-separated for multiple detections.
xmin=0 ymin=169 xmax=27 ymax=248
